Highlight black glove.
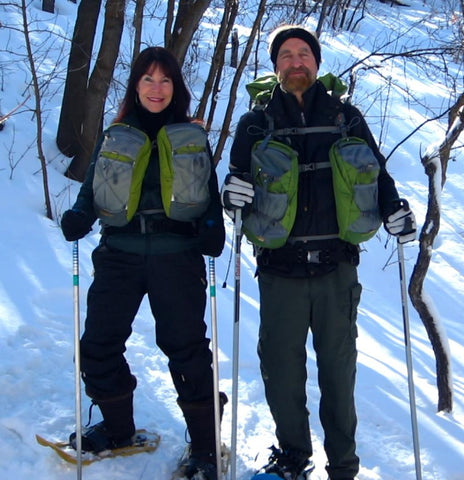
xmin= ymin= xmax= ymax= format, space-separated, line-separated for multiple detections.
xmin=384 ymin=199 xmax=416 ymax=244
xmin=61 ymin=210 xmax=92 ymax=241
xmin=197 ymin=218 xmax=226 ymax=257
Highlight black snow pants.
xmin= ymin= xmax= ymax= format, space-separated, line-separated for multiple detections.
xmin=80 ymin=243 xmax=213 ymax=404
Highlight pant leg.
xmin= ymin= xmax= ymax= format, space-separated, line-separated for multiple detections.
xmin=309 ymin=262 xmax=361 ymax=480
xmin=80 ymin=244 xmax=146 ymax=399
xmin=257 ymin=272 xmax=312 ymax=456
xmin=146 ymin=249 xmax=213 ymax=403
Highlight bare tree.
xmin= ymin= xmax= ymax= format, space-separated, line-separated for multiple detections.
xmin=164 ymin=0 xmax=211 ymax=65
xmin=213 ymin=0 xmax=268 ymax=165
xmin=132 ymin=0 xmax=146 ymax=63
xmin=195 ymin=0 xmax=239 ymax=127
xmin=408 ymin=94 xmax=464 ymax=413
xmin=42 ymin=0 xmax=54 ymax=13
xmin=164 ymin=0 xmax=175 ymax=48
xmin=64 ymin=0 xmax=126 ymax=181
xmin=56 ymin=0 xmax=102 ymax=157
xmin=21 ymin=0 xmax=52 ymax=219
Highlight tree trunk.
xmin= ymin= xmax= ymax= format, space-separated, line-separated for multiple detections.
xmin=22 ymin=0 xmax=52 ymax=219
xmin=164 ymin=0 xmax=175 ymax=48
xmin=65 ymin=0 xmax=126 ymax=181
xmin=213 ymin=0 xmax=267 ymax=165
xmin=316 ymin=0 xmax=331 ymax=37
xmin=165 ymin=0 xmax=211 ymax=66
xmin=132 ymin=0 xmax=146 ymax=64
xmin=409 ymin=95 xmax=464 ymax=412
xmin=195 ymin=0 xmax=238 ymax=124
xmin=56 ymin=0 xmax=102 ymax=157
xmin=408 ymin=161 xmax=452 ymax=412
xmin=42 ymin=0 xmax=54 ymax=13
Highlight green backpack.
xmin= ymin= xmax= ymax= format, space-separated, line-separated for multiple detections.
xmin=242 ymin=74 xmax=382 ymax=247
xmin=93 ymin=122 xmax=212 ymax=227
xmin=242 ymin=136 xmax=299 ymax=249
xmin=93 ymin=123 xmax=152 ymax=227
xmin=157 ymin=122 xmax=211 ymax=222
xmin=329 ymin=135 xmax=382 ymax=244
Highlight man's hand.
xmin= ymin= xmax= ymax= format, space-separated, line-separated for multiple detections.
xmin=385 ymin=199 xmax=416 ymax=244
xmin=221 ymin=173 xmax=255 ymax=211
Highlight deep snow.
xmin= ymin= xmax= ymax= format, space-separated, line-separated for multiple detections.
xmin=0 ymin=1 xmax=463 ymax=479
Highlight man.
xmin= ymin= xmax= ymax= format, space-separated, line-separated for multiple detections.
xmin=221 ymin=25 xmax=416 ymax=480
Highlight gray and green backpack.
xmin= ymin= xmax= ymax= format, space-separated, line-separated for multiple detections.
xmin=157 ymin=122 xmax=211 ymax=222
xmin=242 ymin=75 xmax=382 ymax=247
xmin=92 ymin=122 xmax=211 ymax=227
xmin=93 ymin=123 xmax=151 ymax=226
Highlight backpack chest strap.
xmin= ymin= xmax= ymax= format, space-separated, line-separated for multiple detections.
xmin=271 ymin=126 xmax=341 ymax=136
xmin=299 ymin=162 xmax=331 ymax=172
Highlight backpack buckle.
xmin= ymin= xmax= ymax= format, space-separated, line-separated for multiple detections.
xmin=306 ymin=249 xmax=331 ymax=264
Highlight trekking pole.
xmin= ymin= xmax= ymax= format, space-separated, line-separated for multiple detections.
xmin=72 ymin=241 xmax=83 ymax=480
xmin=396 ymin=202 xmax=422 ymax=480
xmin=208 ymin=256 xmax=223 ymax=478
xmin=230 ymin=209 xmax=242 ymax=480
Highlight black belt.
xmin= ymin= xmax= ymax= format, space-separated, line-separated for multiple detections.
xmin=137 ymin=215 xmax=195 ymax=235
xmin=104 ymin=215 xmax=196 ymax=236
xmin=259 ymin=244 xmax=359 ymax=266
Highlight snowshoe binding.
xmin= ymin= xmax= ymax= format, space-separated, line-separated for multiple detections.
xmin=255 ymin=445 xmax=315 ymax=479
xmin=181 ymin=456 xmax=218 ymax=479
xmin=69 ymin=421 xmax=135 ymax=454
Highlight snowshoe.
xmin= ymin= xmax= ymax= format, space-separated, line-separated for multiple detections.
xmin=36 ymin=428 xmax=160 ymax=465
xmin=69 ymin=421 xmax=135 ymax=454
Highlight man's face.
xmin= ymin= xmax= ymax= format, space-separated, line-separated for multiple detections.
xmin=275 ymin=37 xmax=318 ymax=96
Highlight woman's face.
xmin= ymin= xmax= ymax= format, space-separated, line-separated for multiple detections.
xmin=136 ymin=65 xmax=174 ymax=113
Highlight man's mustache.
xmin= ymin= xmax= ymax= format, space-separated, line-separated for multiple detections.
xmin=285 ymin=67 xmax=310 ymax=75
xmin=282 ymin=67 xmax=311 ymax=81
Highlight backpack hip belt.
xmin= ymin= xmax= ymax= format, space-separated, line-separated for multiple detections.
xmin=259 ymin=243 xmax=359 ymax=266
xmin=136 ymin=213 xmax=195 ymax=235
xmin=104 ymin=212 xmax=196 ymax=236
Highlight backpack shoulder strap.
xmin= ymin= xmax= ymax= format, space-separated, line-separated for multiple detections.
xmin=264 ymin=110 xmax=348 ymax=138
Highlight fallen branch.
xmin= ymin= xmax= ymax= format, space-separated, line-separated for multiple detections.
xmin=0 ymin=95 xmax=31 ymax=127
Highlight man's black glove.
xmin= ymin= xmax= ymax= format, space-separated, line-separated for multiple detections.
xmin=220 ymin=173 xmax=254 ymax=219
xmin=61 ymin=210 xmax=92 ymax=241
xmin=384 ymin=199 xmax=416 ymax=244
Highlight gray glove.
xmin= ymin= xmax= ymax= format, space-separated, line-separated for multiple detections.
xmin=385 ymin=200 xmax=416 ymax=244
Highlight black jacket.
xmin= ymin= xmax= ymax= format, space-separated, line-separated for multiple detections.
xmin=230 ymin=80 xmax=400 ymax=275
xmin=70 ymin=110 xmax=225 ymax=257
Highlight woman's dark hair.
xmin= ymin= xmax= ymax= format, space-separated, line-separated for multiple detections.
xmin=114 ymin=47 xmax=191 ymax=123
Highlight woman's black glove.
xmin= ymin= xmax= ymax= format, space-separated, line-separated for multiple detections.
xmin=197 ymin=217 xmax=225 ymax=258
xmin=61 ymin=210 xmax=93 ymax=241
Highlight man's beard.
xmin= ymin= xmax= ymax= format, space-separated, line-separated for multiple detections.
xmin=279 ymin=66 xmax=316 ymax=95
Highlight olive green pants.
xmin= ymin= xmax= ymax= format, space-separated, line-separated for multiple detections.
xmin=257 ymin=262 xmax=361 ymax=479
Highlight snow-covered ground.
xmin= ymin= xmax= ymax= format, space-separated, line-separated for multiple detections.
xmin=0 ymin=1 xmax=463 ymax=479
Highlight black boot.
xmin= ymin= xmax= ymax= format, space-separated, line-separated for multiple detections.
xmin=177 ymin=392 xmax=228 ymax=479
xmin=70 ymin=391 xmax=136 ymax=454
xmin=259 ymin=445 xmax=314 ymax=479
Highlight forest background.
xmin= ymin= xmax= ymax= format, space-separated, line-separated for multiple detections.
xmin=0 ymin=1 xmax=463 ymax=479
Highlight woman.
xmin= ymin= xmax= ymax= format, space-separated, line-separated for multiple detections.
xmin=61 ymin=47 xmax=226 ymax=480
